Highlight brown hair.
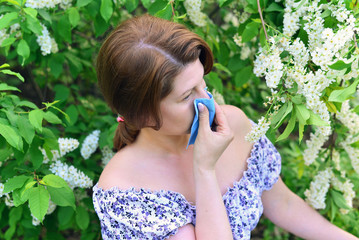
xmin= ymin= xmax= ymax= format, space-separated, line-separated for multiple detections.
xmin=96 ymin=14 xmax=213 ymax=150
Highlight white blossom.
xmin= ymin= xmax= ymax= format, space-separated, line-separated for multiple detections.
xmin=184 ymin=0 xmax=207 ymax=27
xmin=337 ymin=100 xmax=359 ymax=135
xmin=80 ymin=130 xmax=100 ymax=159
xmin=36 ymin=24 xmax=52 ymax=56
xmin=0 ymin=183 xmax=4 ymax=198
xmin=40 ymin=137 xmax=79 ymax=163
xmin=101 ymin=146 xmax=115 ymax=166
xmin=304 ymin=168 xmax=332 ymax=209
xmin=212 ymin=89 xmax=225 ymax=105
xmin=245 ymin=116 xmax=270 ymax=143
xmin=25 ymin=0 xmax=72 ymax=9
xmin=49 ymin=160 xmax=93 ymax=189
xmin=331 ymin=174 xmax=355 ymax=214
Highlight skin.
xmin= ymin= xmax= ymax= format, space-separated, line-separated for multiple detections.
xmin=98 ymin=59 xmax=358 ymax=240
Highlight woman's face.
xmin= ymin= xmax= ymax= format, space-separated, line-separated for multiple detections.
xmin=159 ymin=58 xmax=209 ymax=136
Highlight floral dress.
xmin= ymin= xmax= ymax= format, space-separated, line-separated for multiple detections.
xmin=92 ymin=135 xmax=281 ymax=240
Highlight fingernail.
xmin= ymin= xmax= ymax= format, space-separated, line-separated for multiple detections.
xmin=198 ymin=103 xmax=204 ymax=112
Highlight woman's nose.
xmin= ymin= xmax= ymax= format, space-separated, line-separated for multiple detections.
xmin=198 ymin=87 xmax=210 ymax=99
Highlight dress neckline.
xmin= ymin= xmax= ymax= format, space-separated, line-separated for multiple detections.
xmin=93 ymin=139 xmax=259 ymax=209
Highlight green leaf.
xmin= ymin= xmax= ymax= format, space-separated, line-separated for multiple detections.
xmin=295 ymin=104 xmax=310 ymax=124
xmin=43 ymin=174 xmax=69 ymax=188
xmin=0 ymin=147 xmax=12 ymax=162
xmin=0 ymin=12 xmax=18 ymax=30
xmin=76 ymin=206 xmax=90 ymax=230
xmin=16 ymin=116 xmax=35 ymax=145
xmin=124 ymin=0 xmax=139 ymax=12
xmin=100 ymin=0 xmax=113 ymax=22
xmin=44 ymin=111 xmax=62 ymax=124
xmin=29 ymin=109 xmax=44 ymax=132
xmin=1 ymin=69 xmax=24 ymax=82
xmin=16 ymin=100 xmax=37 ymax=109
xmin=234 ymin=66 xmax=252 ymax=87
xmin=47 ymin=186 xmax=75 ymax=210
xmin=57 ymin=206 xmax=75 ymax=227
xmin=65 ymin=105 xmax=78 ymax=125
xmin=219 ymin=0 xmax=228 ymax=7
xmin=0 ymin=63 xmax=10 ymax=69
xmin=3 ymin=175 xmax=31 ymax=193
xmin=241 ymin=22 xmax=260 ymax=42
xmin=1 ymin=37 xmax=16 ymax=47
xmin=307 ymin=110 xmax=330 ymax=126
xmin=330 ymin=199 xmax=337 ymax=222
xmin=328 ymin=60 xmax=353 ymax=70
xmin=206 ymin=72 xmax=223 ymax=94
xmin=68 ymin=7 xmax=80 ymax=27
xmin=25 ymin=14 xmax=43 ymax=35
xmin=0 ymin=83 xmax=20 ymax=92
xmin=51 ymin=106 xmax=70 ymax=123
xmin=77 ymin=0 xmax=93 ymax=7
xmin=154 ymin=3 xmax=172 ymax=20
xmin=298 ymin=122 xmax=304 ymax=143
xmin=58 ymin=15 xmax=72 ymax=43
xmin=38 ymin=9 xmax=52 ymax=23
xmin=141 ymin=0 xmax=151 ymax=8
xmin=16 ymin=39 xmax=30 ymax=65
xmin=330 ymin=189 xmax=351 ymax=210
xmin=265 ymin=2 xmax=283 ymax=12
xmin=276 ymin=110 xmax=296 ymax=142
xmin=42 ymin=128 xmax=59 ymax=150
xmin=328 ymin=79 xmax=359 ymax=102
xmin=12 ymin=178 xmax=34 ymax=207
xmin=0 ymin=123 xmax=23 ymax=150
xmin=29 ymin=140 xmax=43 ymax=169
xmin=272 ymin=102 xmax=293 ymax=129
xmin=49 ymin=54 xmax=65 ymax=78
xmin=23 ymin=7 xmax=38 ymax=18
xmin=28 ymin=185 xmax=50 ymax=223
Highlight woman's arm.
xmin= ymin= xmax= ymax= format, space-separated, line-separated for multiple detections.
xmin=262 ymin=177 xmax=358 ymax=240
xmin=192 ymin=102 xmax=234 ymax=240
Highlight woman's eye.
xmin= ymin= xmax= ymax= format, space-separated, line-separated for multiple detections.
xmin=183 ymin=93 xmax=191 ymax=100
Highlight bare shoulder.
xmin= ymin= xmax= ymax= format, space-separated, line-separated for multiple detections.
xmin=97 ymin=146 xmax=137 ymax=191
xmin=220 ymin=104 xmax=252 ymax=137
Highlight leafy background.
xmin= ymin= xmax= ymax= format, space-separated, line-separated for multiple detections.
xmin=0 ymin=0 xmax=358 ymax=239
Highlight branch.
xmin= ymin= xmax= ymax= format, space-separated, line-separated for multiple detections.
xmin=257 ymin=0 xmax=268 ymax=41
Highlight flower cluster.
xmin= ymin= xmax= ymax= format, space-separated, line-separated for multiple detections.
xmin=0 ymin=183 xmax=4 ymax=198
xmin=304 ymin=168 xmax=332 ymax=209
xmin=249 ymin=0 xmax=359 ymax=169
xmin=245 ymin=116 xmax=270 ymax=143
xmin=80 ymin=130 xmax=101 ymax=159
xmin=101 ymin=146 xmax=115 ymax=166
xmin=184 ymin=0 xmax=207 ymax=27
xmin=36 ymin=24 xmax=58 ymax=56
xmin=49 ymin=160 xmax=93 ymax=189
xmin=233 ymin=34 xmax=256 ymax=60
xmin=0 ymin=16 xmax=21 ymax=46
xmin=40 ymin=137 xmax=79 ymax=163
xmin=253 ymin=44 xmax=284 ymax=89
xmin=25 ymin=0 xmax=72 ymax=9
xmin=331 ymin=174 xmax=355 ymax=214
xmin=341 ymin=134 xmax=359 ymax=175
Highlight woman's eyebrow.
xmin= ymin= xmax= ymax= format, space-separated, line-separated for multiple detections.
xmin=180 ymin=88 xmax=193 ymax=97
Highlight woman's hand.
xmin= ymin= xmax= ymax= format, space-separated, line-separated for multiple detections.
xmin=193 ymin=101 xmax=234 ymax=172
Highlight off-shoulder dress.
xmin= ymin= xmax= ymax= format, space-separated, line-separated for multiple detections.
xmin=92 ymin=135 xmax=281 ymax=240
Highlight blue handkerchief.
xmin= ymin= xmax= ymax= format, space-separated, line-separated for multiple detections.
xmin=187 ymin=92 xmax=215 ymax=148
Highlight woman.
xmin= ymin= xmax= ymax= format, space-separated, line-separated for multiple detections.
xmin=92 ymin=14 xmax=358 ymax=240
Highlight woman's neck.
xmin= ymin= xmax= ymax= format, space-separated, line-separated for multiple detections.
xmin=134 ymin=127 xmax=191 ymax=157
